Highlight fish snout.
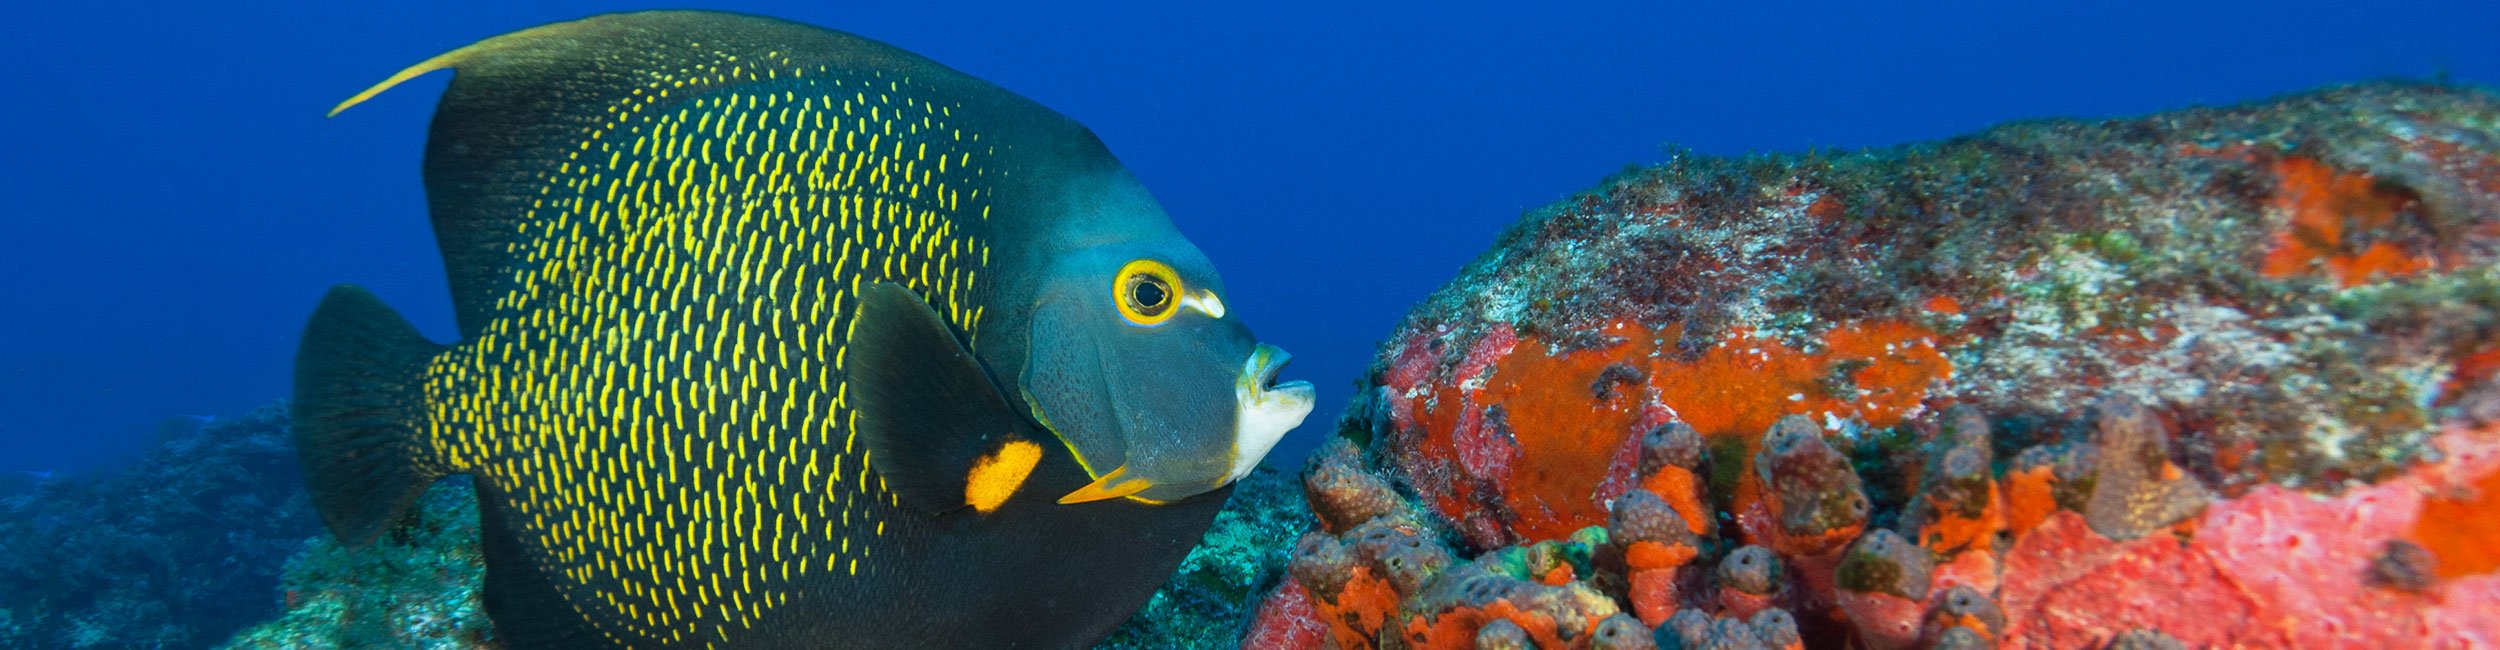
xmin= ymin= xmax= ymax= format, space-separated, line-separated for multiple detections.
xmin=1228 ymin=343 xmax=1315 ymax=483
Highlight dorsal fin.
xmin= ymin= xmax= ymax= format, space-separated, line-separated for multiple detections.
xmin=325 ymin=22 xmax=537 ymax=118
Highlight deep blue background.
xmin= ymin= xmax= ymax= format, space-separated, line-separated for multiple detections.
xmin=5 ymin=1 xmax=2497 ymax=474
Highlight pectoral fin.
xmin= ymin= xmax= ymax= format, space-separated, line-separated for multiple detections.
xmin=849 ymin=282 xmax=1037 ymax=515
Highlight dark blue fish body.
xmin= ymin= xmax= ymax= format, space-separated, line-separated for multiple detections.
xmin=292 ymin=11 xmax=1313 ymax=648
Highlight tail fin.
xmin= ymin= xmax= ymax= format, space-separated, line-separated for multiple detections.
xmin=291 ymin=284 xmax=449 ymax=546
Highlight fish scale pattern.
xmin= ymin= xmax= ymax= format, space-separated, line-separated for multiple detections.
xmin=414 ymin=53 xmax=1001 ymax=647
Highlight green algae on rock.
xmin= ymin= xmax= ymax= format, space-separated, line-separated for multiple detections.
xmin=1259 ymin=81 xmax=2500 ymax=648
xmin=1400 ymin=81 xmax=2500 ymax=501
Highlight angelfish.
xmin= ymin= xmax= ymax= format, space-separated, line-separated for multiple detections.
xmin=291 ymin=11 xmax=1314 ymax=648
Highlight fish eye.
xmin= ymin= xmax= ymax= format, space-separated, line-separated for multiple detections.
xmin=1114 ymin=259 xmax=1182 ymax=326
xmin=1132 ymin=277 xmax=1169 ymax=311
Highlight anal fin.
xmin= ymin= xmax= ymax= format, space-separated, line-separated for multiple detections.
xmin=849 ymin=282 xmax=1036 ymax=514
xmin=474 ymin=486 xmax=617 ymax=649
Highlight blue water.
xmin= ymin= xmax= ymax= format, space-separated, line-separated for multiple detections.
xmin=4 ymin=0 xmax=2498 ymax=474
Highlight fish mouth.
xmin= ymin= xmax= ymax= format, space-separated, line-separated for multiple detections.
xmin=1249 ymin=345 xmax=1317 ymax=399
xmin=1228 ymin=343 xmax=1315 ymax=482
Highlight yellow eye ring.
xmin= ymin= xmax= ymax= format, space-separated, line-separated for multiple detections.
xmin=1114 ymin=259 xmax=1182 ymax=327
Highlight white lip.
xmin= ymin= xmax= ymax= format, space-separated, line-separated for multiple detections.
xmin=1229 ymin=343 xmax=1314 ymax=482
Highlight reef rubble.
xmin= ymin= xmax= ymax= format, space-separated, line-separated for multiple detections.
xmin=1247 ymin=81 xmax=2500 ymax=649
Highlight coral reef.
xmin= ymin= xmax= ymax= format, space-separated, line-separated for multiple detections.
xmin=1253 ymin=82 xmax=2500 ymax=648
xmin=1100 ymin=466 xmax=1318 ymax=649
xmin=219 ymin=483 xmax=492 ymax=649
xmin=0 ymin=405 xmax=319 ymax=649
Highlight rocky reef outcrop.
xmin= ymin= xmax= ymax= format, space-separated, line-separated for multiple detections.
xmin=219 ymin=483 xmax=491 ymax=649
xmin=1247 ymin=81 xmax=2500 ymax=649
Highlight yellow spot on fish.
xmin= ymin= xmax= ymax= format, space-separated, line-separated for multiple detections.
xmin=964 ymin=440 xmax=1041 ymax=514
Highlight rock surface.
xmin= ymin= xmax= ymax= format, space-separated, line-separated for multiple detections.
xmin=1254 ymin=81 xmax=2500 ymax=648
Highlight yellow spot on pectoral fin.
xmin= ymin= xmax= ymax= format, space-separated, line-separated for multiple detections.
xmin=1057 ymin=464 xmax=1154 ymax=505
xmin=964 ymin=439 xmax=1041 ymax=514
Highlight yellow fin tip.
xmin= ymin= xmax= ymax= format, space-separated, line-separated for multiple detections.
xmin=325 ymin=16 xmax=606 ymax=117
xmin=327 ymin=49 xmax=469 ymax=118
xmin=1057 ymin=465 xmax=1154 ymax=505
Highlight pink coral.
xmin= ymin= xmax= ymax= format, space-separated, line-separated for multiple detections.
xmin=1997 ymin=424 xmax=2500 ymax=648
